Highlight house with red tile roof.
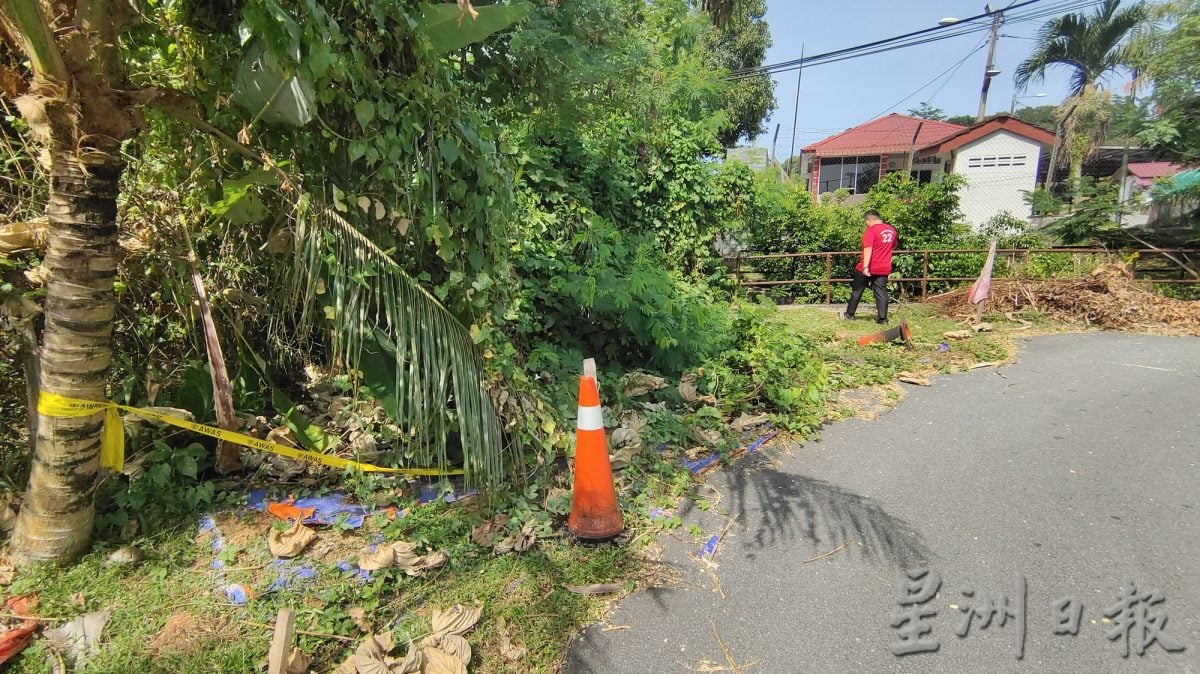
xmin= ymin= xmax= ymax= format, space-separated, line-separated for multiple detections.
xmin=799 ymin=113 xmax=1055 ymax=227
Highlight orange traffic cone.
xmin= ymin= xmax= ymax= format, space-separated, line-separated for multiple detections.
xmin=856 ymin=317 xmax=912 ymax=346
xmin=568 ymin=359 xmax=624 ymax=540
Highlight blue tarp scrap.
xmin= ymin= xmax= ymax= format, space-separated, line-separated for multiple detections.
xmin=199 ymin=516 xmax=227 ymax=571
xmin=699 ymin=534 xmax=720 ymax=558
xmin=648 ymin=507 xmax=670 ymax=522
xmin=682 ymin=428 xmax=778 ymax=473
xmin=247 ymin=491 xmax=373 ymax=528
xmin=223 ymin=583 xmax=253 ymax=605
xmin=937 ymin=341 xmax=951 ymax=352
xmin=267 ymin=561 xmax=318 ymax=592
xmin=681 ymin=453 xmax=721 ymax=474
xmin=337 ymin=560 xmax=371 ymax=582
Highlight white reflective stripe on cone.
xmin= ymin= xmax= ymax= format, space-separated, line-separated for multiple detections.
xmin=577 ymin=405 xmax=604 ymax=431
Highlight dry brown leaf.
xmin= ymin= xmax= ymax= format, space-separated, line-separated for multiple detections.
xmin=494 ymin=522 xmax=536 ymax=555
xmin=620 ymin=372 xmax=667 ymax=397
xmin=392 ymin=643 xmax=424 ymax=673
xmin=972 ymin=322 xmax=994 ymax=333
xmin=690 ymin=426 xmax=721 ymax=447
xmin=608 ymin=427 xmax=643 ymax=470
xmin=619 ymin=411 xmax=648 ymax=432
xmin=357 ymin=545 xmax=396 ymax=571
xmin=390 ymin=540 xmax=424 ymax=570
xmin=412 ymin=550 xmax=449 ymax=575
xmin=431 ymin=604 xmax=483 ymax=638
xmin=268 ymin=523 xmax=317 ymax=559
xmin=347 ymin=607 xmax=372 ymax=633
xmin=285 ymin=646 xmax=310 ymax=674
xmin=730 ymin=413 xmax=770 ymax=431
xmin=944 ymin=329 xmax=973 ymax=340
xmin=107 ymin=545 xmax=144 ymax=565
xmin=896 ymin=372 xmax=931 ymax=387
xmin=437 ymin=635 xmax=472 ymax=665
xmin=419 ymin=646 xmax=468 ymax=674
xmin=0 ymin=556 xmax=16 ymax=586
xmin=470 ymin=516 xmax=506 ymax=548
xmin=44 ymin=609 xmax=111 ymax=666
xmin=496 ymin=617 xmax=526 ymax=662
xmin=678 ymin=372 xmax=700 ymax=403
xmin=354 ymin=633 xmax=395 ymax=674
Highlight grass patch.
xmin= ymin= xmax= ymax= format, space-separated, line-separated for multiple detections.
xmin=772 ymin=304 xmax=1036 ymax=417
xmin=4 ymin=491 xmax=651 ymax=674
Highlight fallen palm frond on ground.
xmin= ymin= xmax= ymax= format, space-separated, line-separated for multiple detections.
xmin=927 ymin=263 xmax=1200 ymax=335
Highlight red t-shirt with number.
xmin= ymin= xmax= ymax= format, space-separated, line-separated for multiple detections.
xmin=856 ymin=222 xmax=898 ymax=275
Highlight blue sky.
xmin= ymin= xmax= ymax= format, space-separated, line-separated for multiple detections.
xmin=752 ymin=0 xmax=1090 ymax=157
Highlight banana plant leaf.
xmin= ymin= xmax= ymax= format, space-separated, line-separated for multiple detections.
xmin=416 ymin=2 xmax=532 ymax=55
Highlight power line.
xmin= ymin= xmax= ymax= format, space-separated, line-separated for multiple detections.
xmin=868 ymin=39 xmax=988 ymax=121
xmin=727 ymin=0 xmax=1104 ymax=81
xmin=727 ymin=0 xmax=1046 ymax=79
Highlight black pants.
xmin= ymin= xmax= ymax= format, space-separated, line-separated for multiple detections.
xmin=847 ymin=269 xmax=889 ymax=321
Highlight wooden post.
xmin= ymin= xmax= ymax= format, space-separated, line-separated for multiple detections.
xmin=267 ymin=609 xmax=296 ymax=674
xmin=825 ymin=254 xmax=832 ymax=304
xmin=921 ymin=251 xmax=929 ymax=299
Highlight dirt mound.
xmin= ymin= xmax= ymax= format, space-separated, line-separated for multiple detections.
xmin=150 ymin=611 xmax=226 ymax=656
xmin=927 ymin=262 xmax=1200 ymax=335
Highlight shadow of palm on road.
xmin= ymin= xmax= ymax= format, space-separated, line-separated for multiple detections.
xmin=717 ymin=453 xmax=934 ymax=570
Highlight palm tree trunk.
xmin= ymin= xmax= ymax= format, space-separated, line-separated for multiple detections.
xmin=10 ymin=145 xmax=122 ymax=566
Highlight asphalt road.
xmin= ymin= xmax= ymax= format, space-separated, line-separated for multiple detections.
xmin=566 ymin=333 xmax=1200 ymax=673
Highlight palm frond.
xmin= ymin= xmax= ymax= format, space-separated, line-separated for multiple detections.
xmin=1014 ymin=0 xmax=1148 ymax=94
xmin=287 ymin=193 xmax=505 ymax=485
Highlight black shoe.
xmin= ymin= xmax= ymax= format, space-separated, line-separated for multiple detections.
xmin=842 ymin=312 xmax=857 ymax=320
xmin=875 ymin=317 xmax=888 ymax=325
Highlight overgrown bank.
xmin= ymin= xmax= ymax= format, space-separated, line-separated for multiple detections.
xmin=1 ymin=304 xmax=1027 ymax=673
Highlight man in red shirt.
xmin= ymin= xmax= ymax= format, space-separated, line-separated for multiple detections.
xmin=844 ymin=209 xmax=898 ymax=324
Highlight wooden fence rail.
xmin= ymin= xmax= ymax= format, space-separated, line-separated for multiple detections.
xmin=725 ymin=247 xmax=1200 ymax=304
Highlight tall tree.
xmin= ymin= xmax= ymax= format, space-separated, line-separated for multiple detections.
xmin=703 ymin=0 xmax=775 ymax=147
xmin=1012 ymin=104 xmax=1059 ymax=130
xmin=907 ymin=102 xmax=946 ymax=121
xmin=1014 ymin=0 xmax=1149 ymax=189
xmin=1133 ymin=0 xmax=1200 ymax=160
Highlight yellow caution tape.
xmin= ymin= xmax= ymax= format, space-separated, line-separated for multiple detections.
xmin=37 ymin=392 xmax=463 ymax=477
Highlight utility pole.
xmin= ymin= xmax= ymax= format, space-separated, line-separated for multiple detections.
xmin=976 ymin=4 xmax=1002 ymax=122
xmin=770 ymin=123 xmax=781 ymax=172
xmin=786 ymin=43 xmax=804 ymax=180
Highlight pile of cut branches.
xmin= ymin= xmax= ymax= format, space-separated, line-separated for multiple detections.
xmin=927 ymin=262 xmax=1200 ymax=335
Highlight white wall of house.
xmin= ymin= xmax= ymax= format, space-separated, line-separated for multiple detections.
xmin=952 ymin=131 xmax=1044 ymax=228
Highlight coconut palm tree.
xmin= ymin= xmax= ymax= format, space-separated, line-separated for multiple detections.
xmin=1014 ymin=0 xmax=1149 ymax=190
